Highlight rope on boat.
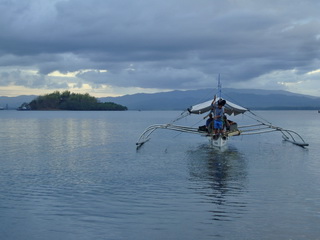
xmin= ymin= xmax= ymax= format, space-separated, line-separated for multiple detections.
xmin=170 ymin=110 xmax=190 ymax=123
xmin=220 ymin=90 xmax=273 ymax=126
xmin=246 ymin=110 xmax=272 ymax=125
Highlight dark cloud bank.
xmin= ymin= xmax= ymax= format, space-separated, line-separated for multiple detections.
xmin=0 ymin=0 xmax=319 ymax=95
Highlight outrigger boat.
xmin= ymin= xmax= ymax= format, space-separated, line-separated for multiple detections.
xmin=136 ymin=81 xmax=309 ymax=149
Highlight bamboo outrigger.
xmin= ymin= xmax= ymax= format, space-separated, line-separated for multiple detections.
xmin=136 ymin=120 xmax=308 ymax=149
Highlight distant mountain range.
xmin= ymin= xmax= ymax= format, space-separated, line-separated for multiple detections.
xmin=0 ymin=95 xmax=37 ymax=109
xmin=100 ymin=88 xmax=320 ymax=110
xmin=1 ymin=88 xmax=320 ymax=110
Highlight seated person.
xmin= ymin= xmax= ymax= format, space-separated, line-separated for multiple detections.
xmin=206 ymin=113 xmax=214 ymax=133
xmin=223 ymin=115 xmax=237 ymax=132
xmin=223 ymin=115 xmax=230 ymax=131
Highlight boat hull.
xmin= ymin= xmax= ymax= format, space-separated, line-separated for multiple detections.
xmin=209 ymin=135 xmax=228 ymax=148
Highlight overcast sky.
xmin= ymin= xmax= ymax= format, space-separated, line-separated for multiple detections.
xmin=0 ymin=0 xmax=320 ymax=97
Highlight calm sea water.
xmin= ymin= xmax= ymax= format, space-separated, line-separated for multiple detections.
xmin=0 ymin=110 xmax=319 ymax=240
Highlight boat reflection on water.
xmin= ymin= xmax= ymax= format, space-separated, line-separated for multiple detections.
xmin=186 ymin=144 xmax=248 ymax=221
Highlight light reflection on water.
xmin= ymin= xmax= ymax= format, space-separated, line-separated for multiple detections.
xmin=186 ymin=144 xmax=248 ymax=221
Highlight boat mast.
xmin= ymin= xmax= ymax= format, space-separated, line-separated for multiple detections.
xmin=218 ymin=74 xmax=222 ymax=98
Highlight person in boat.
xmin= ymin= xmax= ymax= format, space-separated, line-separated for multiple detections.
xmin=223 ymin=115 xmax=230 ymax=131
xmin=203 ymin=96 xmax=226 ymax=136
xmin=205 ymin=113 xmax=214 ymax=133
xmin=203 ymin=95 xmax=217 ymax=120
xmin=223 ymin=114 xmax=238 ymax=134
xmin=213 ymin=99 xmax=226 ymax=136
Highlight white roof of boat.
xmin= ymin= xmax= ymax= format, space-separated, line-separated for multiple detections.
xmin=188 ymin=97 xmax=247 ymax=116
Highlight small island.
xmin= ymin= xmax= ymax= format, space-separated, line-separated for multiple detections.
xmin=18 ymin=91 xmax=127 ymax=111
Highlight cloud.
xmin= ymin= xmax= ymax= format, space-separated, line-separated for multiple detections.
xmin=0 ymin=68 xmax=69 ymax=89
xmin=0 ymin=0 xmax=320 ymax=96
xmin=76 ymin=65 xmax=209 ymax=89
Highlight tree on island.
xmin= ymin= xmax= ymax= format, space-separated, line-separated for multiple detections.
xmin=23 ymin=91 xmax=127 ymax=111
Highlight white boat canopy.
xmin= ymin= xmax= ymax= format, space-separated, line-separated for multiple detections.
xmin=188 ymin=97 xmax=247 ymax=116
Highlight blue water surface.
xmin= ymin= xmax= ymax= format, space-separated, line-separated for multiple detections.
xmin=0 ymin=110 xmax=319 ymax=240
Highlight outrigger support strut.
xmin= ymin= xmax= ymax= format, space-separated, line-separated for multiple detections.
xmin=136 ymin=122 xmax=309 ymax=149
xmin=238 ymin=123 xmax=309 ymax=147
xmin=136 ymin=124 xmax=201 ymax=149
